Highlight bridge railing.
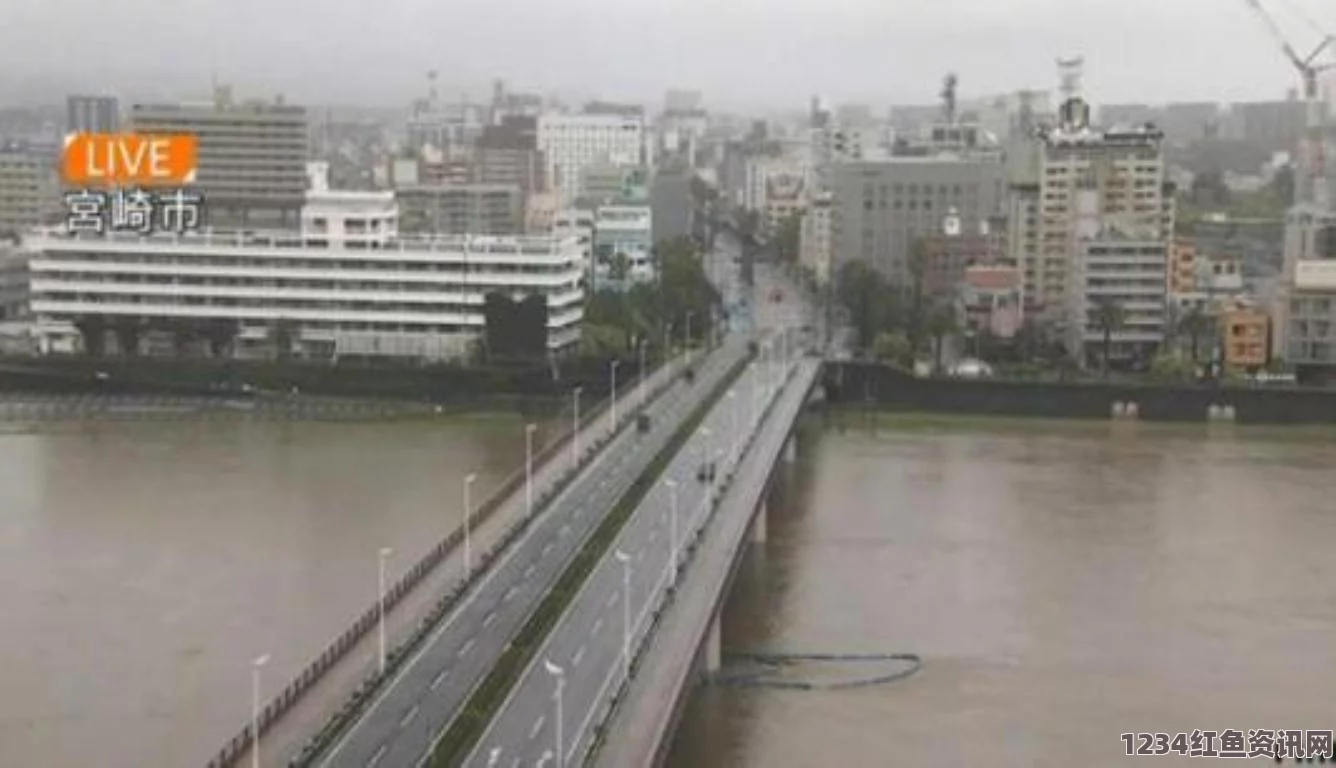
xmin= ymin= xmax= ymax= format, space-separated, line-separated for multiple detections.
xmin=576 ymin=361 xmax=809 ymax=767
xmin=202 ymin=355 xmax=690 ymax=768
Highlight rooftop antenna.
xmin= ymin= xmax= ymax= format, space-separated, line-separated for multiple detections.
xmin=427 ymin=69 xmax=439 ymax=105
xmin=1057 ymin=56 xmax=1084 ymax=103
xmin=941 ymin=73 xmax=959 ymax=126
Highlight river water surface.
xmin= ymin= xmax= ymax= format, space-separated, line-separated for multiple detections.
xmin=668 ymin=415 xmax=1336 ymax=767
xmin=0 ymin=416 xmax=555 ymax=768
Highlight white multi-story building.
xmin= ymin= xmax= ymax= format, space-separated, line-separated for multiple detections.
xmin=1065 ymin=237 xmax=1169 ymax=363
xmin=1011 ymin=98 xmax=1174 ymax=325
xmin=592 ymin=205 xmax=654 ymax=289
xmin=22 ymin=191 xmax=584 ymax=361
xmin=800 ymin=190 xmax=833 ymax=284
xmin=537 ymin=114 xmax=644 ymax=205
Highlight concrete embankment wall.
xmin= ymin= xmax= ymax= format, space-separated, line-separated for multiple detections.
xmin=825 ymin=362 xmax=1336 ymax=425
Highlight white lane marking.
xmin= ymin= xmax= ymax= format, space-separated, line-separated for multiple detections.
xmin=529 ymin=714 xmax=546 ymax=741
xmin=483 ymin=611 xmax=496 ymax=628
xmin=328 ymin=379 xmax=642 ymax=768
xmin=366 ymin=744 xmax=388 ymax=768
xmin=648 ymin=529 xmax=658 ymax=544
xmin=399 ymin=704 xmax=419 ymax=729
xmin=509 ymin=759 xmax=520 ymax=768
xmin=592 ymin=617 xmax=603 ymax=634
xmin=605 ymin=592 xmax=617 ymax=609
xmin=572 ymin=644 xmax=586 ymax=667
xmin=524 ymin=564 xmax=536 ymax=580
xmin=559 ymin=524 xmax=570 ymax=537
xmin=458 ymin=638 xmax=475 ymax=658
xmin=542 ymin=541 xmax=554 ymax=556
xmin=429 ymin=668 xmax=448 ymax=691
xmin=502 ymin=585 xmax=518 ymax=602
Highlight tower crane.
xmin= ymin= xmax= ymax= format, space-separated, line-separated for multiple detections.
xmin=1242 ymin=0 xmax=1335 ymax=209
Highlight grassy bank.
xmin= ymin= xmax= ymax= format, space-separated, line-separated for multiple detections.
xmin=427 ymin=354 xmax=749 ymax=767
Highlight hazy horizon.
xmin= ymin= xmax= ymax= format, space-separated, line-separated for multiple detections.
xmin=4 ymin=0 xmax=1336 ymax=113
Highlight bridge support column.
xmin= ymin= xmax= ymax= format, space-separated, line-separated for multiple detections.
xmin=703 ymin=611 xmax=722 ymax=676
xmin=750 ymin=501 xmax=767 ymax=544
xmin=783 ymin=435 xmax=797 ymax=463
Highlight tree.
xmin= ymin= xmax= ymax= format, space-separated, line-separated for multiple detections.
xmin=272 ymin=317 xmax=297 ymax=361
xmin=924 ymin=302 xmax=957 ymax=374
xmin=872 ymin=330 xmax=911 ymax=365
xmin=774 ymin=213 xmax=802 ymax=264
xmin=1091 ymin=298 xmax=1125 ymax=378
xmin=609 ymin=251 xmax=631 ymax=283
xmin=73 ymin=315 xmax=108 ymax=358
xmin=112 ymin=317 xmax=144 ymax=358
xmin=1150 ymin=351 xmax=1195 ymax=382
xmin=1177 ymin=306 xmax=1213 ymax=364
xmin=203 ymin=318 xmax=241 ymax=358
xmin=835 ymin=260 xmax=891 ymax=351
xmin=169 ymin=318 xmax=200 ymax=358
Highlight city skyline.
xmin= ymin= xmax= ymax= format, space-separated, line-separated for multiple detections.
xmin=5 ymin=0 xmax=1336 ymax=110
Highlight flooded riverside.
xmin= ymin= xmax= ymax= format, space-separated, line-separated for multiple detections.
xmin=0 ymin=415 xmax=557 ymax=768
xmin=668 ymin=414 xmax=1336 ymax=767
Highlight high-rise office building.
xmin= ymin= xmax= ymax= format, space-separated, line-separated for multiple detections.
xmin=0 ymin=142 xmax=60 ymax=236
xmin=129 ymin=87 xmax=309 ymax=226
xmin=66 ymin=95 xmax=120 ymax=134
xmin=537 ymin=113 xmax=644 ymax=204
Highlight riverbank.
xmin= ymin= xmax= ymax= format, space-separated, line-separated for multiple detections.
xmin=825 ymin=361 xmax=1336 ymax=425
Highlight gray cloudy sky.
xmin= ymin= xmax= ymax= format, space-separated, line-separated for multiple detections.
xmin=4 ymin=0 xmax=1336 ymax=109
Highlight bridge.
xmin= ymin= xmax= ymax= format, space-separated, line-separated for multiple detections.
xmin=213 ymin=242 xmax=825 ymax=768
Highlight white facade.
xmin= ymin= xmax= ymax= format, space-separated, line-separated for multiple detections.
xmin=22 ymin=196 xmax=584 ymax=361
xmin=1018 ymin=121 xmax=1172 ymax=323
xmin=1065 ymin=238 xmax=1168 ymax=361
xmin=592 ymin=205 xmax=654 ymax=288
xmin=800 ymin=191 xmax=833 ymax=284
xmin=537 ymin=114 xmax=644 ymax=205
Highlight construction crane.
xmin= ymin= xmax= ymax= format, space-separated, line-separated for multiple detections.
xmin=1242 ymin=0 xmax=1335 ymax=208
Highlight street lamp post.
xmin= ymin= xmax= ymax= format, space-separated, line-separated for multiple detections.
xmin=749 ymin=361 xmax=759 ymax=426
xmin=463 ymin=473 xmax=478 ymax=576
xmin=699 ymin=426 xmax=713 ymax=485
xmin=487 ymin=747 xmax=502 ymax=768
xmin=250 ymin=653 xmax=270 ymax=768
xmin=637 ymin=339 xmax=647 ymax=410
xmin=726 ymin=389 xmax=738 ymax=459
xmin=525 ymin=423 xmax=538 ymax=515
xmin=684 ymin=311 xmax=694 ymax=365
xmin=571 ymin=387 xmax=582 ymax=469
xmin=665 ymin=479 xmax=679 ymax=585
xmin=377 ymin=547 xmax=392 ymax=674
xmin=614 ymin=549 xmax=632 ymax=682
xmin=543 ymin=660 xmax=565 ymax=767
xmin=610 ymin=359 xmax=621 ymax=429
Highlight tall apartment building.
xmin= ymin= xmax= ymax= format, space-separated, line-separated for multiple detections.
xmin=396 ymin=184 xmax=525 ymax=236
xmin=0 ymin=143 xmax=59 ymax=236
xmin=537 ymin=113 xmax=644 ymax=205
xmin=66 ymin=95 xmax=120 ymax=134
xmin=830 ymin=155 xmax=1006 ymax=284
xmin=1010 ymin=102 xmax=1173 ymax=324
xmin=129 ymin=87 xmax=309 ymax=227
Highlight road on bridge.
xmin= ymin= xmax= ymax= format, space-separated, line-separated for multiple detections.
xmin=463 ymin=337 xmax=800 ymax=768
xmin=308 ymin=339 xmax=751 ymax=768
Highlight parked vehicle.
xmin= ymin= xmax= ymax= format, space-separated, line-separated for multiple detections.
xmin=637 ymin=413 xmax=652 ymax=433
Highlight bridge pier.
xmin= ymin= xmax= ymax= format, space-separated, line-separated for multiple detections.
xmin=750 ymin=501 xmax=767 ymax=544
xmin=702 ymin=611 xmax=722 ymax=677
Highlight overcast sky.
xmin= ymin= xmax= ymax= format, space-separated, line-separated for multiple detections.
xmin=4 ymin=0 xmax=1336 ymax=111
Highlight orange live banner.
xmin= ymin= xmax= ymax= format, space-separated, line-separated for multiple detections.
xmin=62 ymin=132 xmax=199 ymax=187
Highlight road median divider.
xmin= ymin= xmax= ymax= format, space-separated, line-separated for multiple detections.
xmin=427 ymin=350 xmax=752 ymax=767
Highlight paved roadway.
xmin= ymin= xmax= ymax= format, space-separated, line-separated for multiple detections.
xmin=311 ymin=339 xmax=751 ymax=768
xmin=591 ymin=359 xmax=822 ymax=768
xmin=241 ymin=348 xmax=690 ymax=768
xmin=462 ymin=335 xmax=799 ymax=768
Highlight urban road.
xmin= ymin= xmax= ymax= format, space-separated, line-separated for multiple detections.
xmin=463 ymin=329 xmax=801 ymax=768
xmin=312 ymin=338 xmax=751 ymax=768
